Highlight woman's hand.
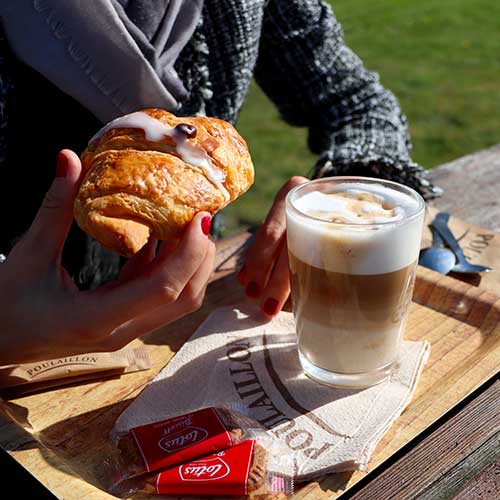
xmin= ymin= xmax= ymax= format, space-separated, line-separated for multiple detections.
xmin=237 ymin=176 xmax=308 ymax=317
xmin=0 ymin=150 xmax=215 ymax=365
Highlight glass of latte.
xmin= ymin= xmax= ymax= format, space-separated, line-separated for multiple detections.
xmin=285 ymin=177 xmax=425 ymax=388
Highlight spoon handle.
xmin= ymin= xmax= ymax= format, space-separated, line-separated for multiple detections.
xmin=430 ymin=225 xmax=445 ymax=247
xmin=432 ymin=213 xmax=467 ymax=261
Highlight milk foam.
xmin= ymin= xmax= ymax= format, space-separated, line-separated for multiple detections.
xmin=287 ymin=183 xmax=424 ymax=275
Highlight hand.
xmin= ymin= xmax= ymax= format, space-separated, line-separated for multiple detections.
xmin=237 ymin=176 xmax=308 ymax=317
xmin=0 ymin=150 xmax=215 ymax=365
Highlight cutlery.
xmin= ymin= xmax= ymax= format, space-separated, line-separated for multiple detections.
xmin=431 ymin=212 xmax=493 ymax=274
xmin=418 ymin=224 xmax=456 ymax=274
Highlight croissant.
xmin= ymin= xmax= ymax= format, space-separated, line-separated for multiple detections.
xmin=74 ymin=109 xmax=254 ymax=257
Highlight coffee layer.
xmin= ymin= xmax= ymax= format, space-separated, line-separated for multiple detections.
xmin=290 ymin=253 xmax=417 ymax=373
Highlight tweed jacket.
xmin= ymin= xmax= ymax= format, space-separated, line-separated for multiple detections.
xmin=0 ymin=0 xmax=439 ymax=287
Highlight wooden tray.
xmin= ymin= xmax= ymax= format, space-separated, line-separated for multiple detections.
xmin=0 ymin=266 xmax=499 ymax=500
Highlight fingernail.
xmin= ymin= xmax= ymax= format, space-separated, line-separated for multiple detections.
xmin=263 ymin=298 xmax=279 ymax=316
xmin=245 ymin=281 xmax=261 ymax=298
xmin=56 ymin=152 xmax=69 ymax=178
xmin=237 ymin=265 xmax=247 ymax=284
xmin=201 ymin=216 xmax=212 ymax=235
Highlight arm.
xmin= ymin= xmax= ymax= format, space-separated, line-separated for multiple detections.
xmin=0 ymin=150 xmax=215 ymax=364
xmin=240 ymin=0 xmax=439 ymax=316
xmin=254 ymin=0 xmax=440 ymax=199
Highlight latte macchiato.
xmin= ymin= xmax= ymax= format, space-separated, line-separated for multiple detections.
xmin=285 ymin=178 xmax=425 ymax=388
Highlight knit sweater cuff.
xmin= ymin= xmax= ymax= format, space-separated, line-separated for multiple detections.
xmin=311 ymin=151 xmax=443 ymax=201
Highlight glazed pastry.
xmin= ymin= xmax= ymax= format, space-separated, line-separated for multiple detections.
xmin=74 ymin=109 xmax=254 ymax=256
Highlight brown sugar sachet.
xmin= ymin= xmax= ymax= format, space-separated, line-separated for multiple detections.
xmin=0 ymin=348 xmax=150 ymax=396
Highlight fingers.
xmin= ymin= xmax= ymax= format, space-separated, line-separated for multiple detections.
xmin=239 ymin=176 xmax=306 ymax=307
xmin=118 ymin=237 xmax=158 ymax=282
xmin=83 ymin=212 xmax=212 ymax=333
xmin=26 ymin=150 xmax=83 ymax=262
xmin=175 ymin=236 xmax=216 ymax=307
xmin=148 ymin=213 xmax=211 ymax=291
xmin=259 ymin=245 xmax=291 ymax=317
xmin=105 ymin=238 xmax=216 ymax=350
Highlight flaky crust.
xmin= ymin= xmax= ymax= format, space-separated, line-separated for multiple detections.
xmin=74 ymin=109 xmax=254 ymax=256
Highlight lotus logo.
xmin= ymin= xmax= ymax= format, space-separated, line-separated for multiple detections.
xmin=180 ymin=456 xmax=230 ymax=481
xmin=158 ymin=426 xmax=208 ymax=452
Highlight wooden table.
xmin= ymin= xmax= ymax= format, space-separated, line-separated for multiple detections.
xmin=211 ymin=145 xmax=500 ymax=500
xmin=1 ymin=145 xmax=500 ymax=499
xmin=344 ymin=145 xmax=500 ymax=499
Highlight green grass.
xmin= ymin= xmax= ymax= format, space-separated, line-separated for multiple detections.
xmin=220 ymin=0 xmax=500 ymax=235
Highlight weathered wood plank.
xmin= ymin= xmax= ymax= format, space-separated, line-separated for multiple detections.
xmin=348 ymin=380 xmax=500 ymax=500
xmin=420 ymin=430 xmax=500 ymax=499
xmin=452 ymin=459 xmax=500 ymax=499
xmin=428 ymin=143 xmax=500 ymax=232
xmin=340 ymin=150 xmax=500 ymax=500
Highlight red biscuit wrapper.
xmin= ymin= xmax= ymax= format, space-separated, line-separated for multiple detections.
xmin=109 ymin=406 xmax=267 ymax=482
xmin=113 ymin=439 xmax=294 ymax=498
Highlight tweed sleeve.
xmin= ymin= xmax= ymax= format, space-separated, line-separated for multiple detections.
xmin=254 ymin=0 xmax=441 ymax=199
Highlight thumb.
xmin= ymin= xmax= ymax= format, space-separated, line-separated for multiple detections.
xmin=27 ymin=149 xmax=83 ymax=261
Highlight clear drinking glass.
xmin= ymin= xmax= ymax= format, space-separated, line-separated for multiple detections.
xmin=285 ymin=177 xmax=425 ymax=388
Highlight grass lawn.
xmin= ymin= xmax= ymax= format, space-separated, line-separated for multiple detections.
xmin=219 ymin=0 xmax=500 ymax=235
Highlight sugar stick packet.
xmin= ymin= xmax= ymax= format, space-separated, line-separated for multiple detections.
xmin=0 ymin=348 xmax=150 ymax=395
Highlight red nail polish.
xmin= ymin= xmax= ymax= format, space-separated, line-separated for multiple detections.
xmin=245 ymin=281 xmax=261 ymax=299
xmin=56 ymin=152 xmax=68 ymax=178
xmin=201 ymin=216 xmax=212 ymax=235
xmin=263 ymin=298 xmax=279 ymax=316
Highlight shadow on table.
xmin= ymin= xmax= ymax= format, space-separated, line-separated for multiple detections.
xmin=36 ymin=398 xmax=135 ymax=494
xmin=139 ymin=273 xmax=250 ymax=352
xmin=29 ymin=394 xmax=356 ymax=497
xmin=112 ymin=302 xmax=364 ymax=438
xmin=0 ymin=396 xmax=128 ymax=494
xmin=413 ymin=267 xmax=500 ymax=340
xmin=11 ymin=298 xmax=363 ymax=494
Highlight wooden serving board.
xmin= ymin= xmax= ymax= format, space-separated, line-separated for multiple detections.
xmin=422 ymin=206 xmax=500 ymax=296
xmin=0 ymin=260 xmax=499 ymax=499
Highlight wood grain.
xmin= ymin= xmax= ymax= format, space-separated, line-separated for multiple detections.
xmin=0 ymin=266 xmax=498 ymax=500
xmin=428 ymin=143 xmax=500 ymax=232
xmin=452 ymin=458 xmax=500 ymax=499
xmin=347 ymin=380 xmax=500 ymax=500
xmin=349 ymin=145 xmax=500 ymax=500
xmin=423 ymin=430 xmax=500 ymax=499
xmin=0 ymin=148 xmax=499 ymax=499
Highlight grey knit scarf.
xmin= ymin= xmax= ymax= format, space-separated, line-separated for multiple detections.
xmin=0 ymin=0 xmax=203 ymax=123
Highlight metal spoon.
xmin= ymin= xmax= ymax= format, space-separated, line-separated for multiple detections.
xmin=431 ymin=212 xmax=493 ymax=274
xmin=419 ymin=224 xmax=456 ymax=274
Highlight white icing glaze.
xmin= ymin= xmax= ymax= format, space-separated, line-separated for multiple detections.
xmin=90 ymin=111 xmax=229 ymax=200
